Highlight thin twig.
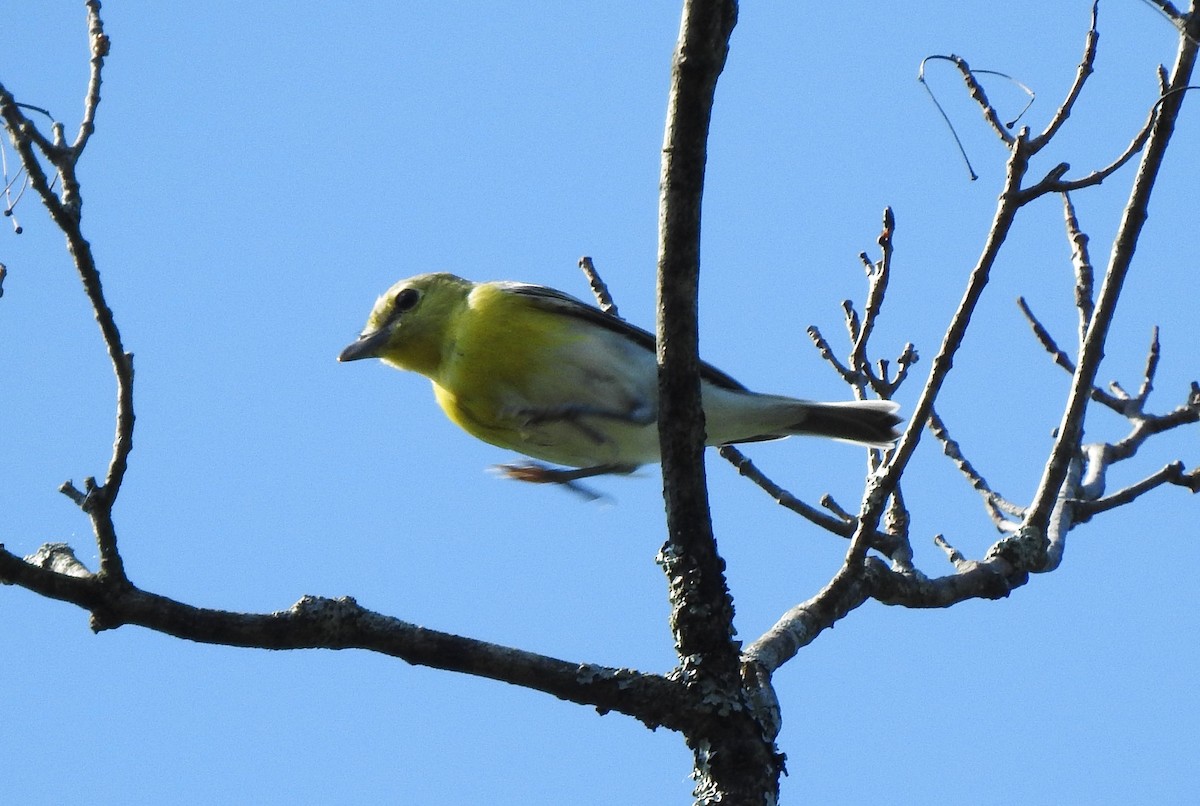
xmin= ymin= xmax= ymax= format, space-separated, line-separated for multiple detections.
xmin=1108 ymin=385 xmax=1200 ymax=461
xmin=1030 ymin=102 xmax=1157 ymax=197
xmin=1061 ymin=192 xmax=1094 ymax=341
xmin=1136 ymin=326 xmax=1161 ymax=404
xmin=851 ymin=207 xmax=894 ymax=396
xmin=819 ymin=493 xmax=854 ymax=523
xmin=717 ymin=446 xmax=907 ymax=559
xmin=933 ymin=534 xmax=970 ymax=571
xmin=876 ymin=343 xmax=919 ymax=397
xmin=842 ymin=300 xmax=861 ymax=353
xmin=917 ymin=56 xmax=978 ymax=180
xmin=1016 ymin=296 xmax=1125 ymax=412
xmin=806 ymin=324 xmax=856 ymax=384
xmin=1023 ymin=87 xmax=1197 ymax=202
xmin=1139 ymin=0 xmax=1185 ymax=26
xmin=719 ymin=447 xmax=849 ymax=532
xmin=919 ymin=55 xmax=1016 ymax=155
xmin=578 ymin=256 xmax=620 ymax=317
xmin=944 ymin=55 xmax=1017 ymax=143
xmin=928 ymin=408 xmax=1024 ymax=530
xmin=73 ymin=2 xmax=108 ymax=155
xmin=1031 ymin=2 xmax=1099 ymax=149
xmin=840 ymin=132 xmax=1034 ymax=572
xmin=1075 ymin=460 xmax=1196 ymax=520
xmin=810 ymin=210 xmax=910 ymax=398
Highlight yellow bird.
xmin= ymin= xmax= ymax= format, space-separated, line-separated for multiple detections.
xmin=339 ymin=273 xmax=900 ymax=481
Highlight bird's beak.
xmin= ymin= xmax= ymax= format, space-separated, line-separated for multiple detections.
xmin=338 ymin=328 xmax=390 ymax=362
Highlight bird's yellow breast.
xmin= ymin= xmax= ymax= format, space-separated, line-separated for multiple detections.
xmin=430 ymin=284 xmax=575 ymax=448
xmin=428 ymin=282 xmax=659 ymax=466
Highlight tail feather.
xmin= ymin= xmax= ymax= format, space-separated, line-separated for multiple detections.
xmin=784 ymin=400 xmax=902 ymax=446
xmin=703 ymin=388 xmax=903 ymax=449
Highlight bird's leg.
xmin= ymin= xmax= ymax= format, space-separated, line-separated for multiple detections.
xmin=493 ymin=462 xmax=638 ymax=500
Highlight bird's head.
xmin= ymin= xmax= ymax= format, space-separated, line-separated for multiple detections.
xmin=338 ymin=272 xmax=472 ymax=377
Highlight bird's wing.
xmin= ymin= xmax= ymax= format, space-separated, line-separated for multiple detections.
xmin=500 ymin=282 xmax=750 ymax=393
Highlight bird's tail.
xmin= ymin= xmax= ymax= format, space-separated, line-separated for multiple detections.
xmin=702 ymin=389 xmax=903 ymax=449
xmin=782 ymin=399 xmax=902 ymax=447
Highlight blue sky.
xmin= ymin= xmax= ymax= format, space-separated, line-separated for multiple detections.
xmin=2 ymin=2 xmax=1196 ymax=803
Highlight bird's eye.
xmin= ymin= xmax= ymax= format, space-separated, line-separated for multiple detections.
xmin=393 ymin=288 xmax=421 ymax=315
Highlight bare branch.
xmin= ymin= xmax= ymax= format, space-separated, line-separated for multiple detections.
xmin=877 ymin=343 xmax=919 ymax=396
xmin=1037 ymin=102 xmax=1158 ymax=195
xmin=1014 ymin=295 xmax=1076 ymax=367
xmin=844 ymin=133 xmax=1036 ymax=568
xmin=1039 ymin=455 xmax=1084 ymax=573
xmin=851 ymin=207 xmax=895 ymax=396
xmin=810 ymin=209 xmax=914 ymax=400
xmin=73 ymin=1 xmax=108 ymax=155
xmin=1 ymin=12 xmax=133 ymax=583
xmin=819 ymin=493 xmax=854 ymax=523
xmin=1016 ymin=296 xmax=1124 ymax=412
xmin=743 ymin=563 xmax=875 ymax=673
xmin=933 ymin=534 xmax=970 ymax=570
xmin=0 ymin=545 xmax=691 ymax=731
xmin=656 ymin=3 xmax=794 ymax=798
xmin=0 ymin=100 xmax=61 ymax=161
xmin=1031 ymin=1 xmax=1099 ymax=149
xmin=919 ymin=54 xmax=1017 ymax=146
xmin=0 ymin=102 xmax=65 ymax=219
xmin=842 ymin=299 xmax=861 ymax=345
xmin=883 ymin=485 xmax=911 ymax=558
xmin=717 ymin=446 xmax=908 ymax=558
xmin=1061 ymin=192 xmax=1095 ymax=340
xmin=744 ymin=553 xmax=1023 ymax=673
xmin=1076 ymin=460 xmax=1198 ymax=520
xmin=578 ymin=255 xmax=620 ymax=317
xmin=1025 ymin=15 xmax=1200 ymax=534
xmin=718 ymin=446 xmax=850 ymax=532
xmin=1109 ymin=382 xmax=1200 ymax=461
xmin=1136 ymin=326 xmax=1161 ymax=404
xmin=807 ymin=324 xmax=857 ymax=385
xmin=1139 ymin=0 xmax=1185 ymax=26
xmin=929 ymin=409 xmax=1024 ymax=530
xmin=656 ymin=0 xmax=740 ymax=675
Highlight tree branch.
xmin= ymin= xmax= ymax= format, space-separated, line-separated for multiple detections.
xmin=846 ymin=133 xmax=1033 ymax=559
xmin=0 ymin=543 xmax=694 ymax=731
xmin=0 ymin=9 xmax=132 ymax=583
xmin=1030 ymin=2 xmax=1099 ymax=150
xmin=656 ymin=2 xmax=794 ymax=801
xmin=743 ymin=552 xmax=1023 ymax=673
xmin=655 ymin=0 xmax=739 ymax=676
xmin=717 ymin=445 xmax=909 ymax=558
xmin=929 ymin=408 xmax=1024 ymax=531
xmin=1024 ymin=6 xmax=1200 ymax=537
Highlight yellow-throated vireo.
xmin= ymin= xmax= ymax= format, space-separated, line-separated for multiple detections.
xmin=339 ymin=273 xmax=901 ymax=482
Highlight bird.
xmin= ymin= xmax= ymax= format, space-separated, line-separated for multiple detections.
xmin=339 ymin=273 xmax=901 ymax=486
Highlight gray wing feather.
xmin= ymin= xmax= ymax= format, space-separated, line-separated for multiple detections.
xmin=502 ymin=282 xmax=750 ymax=392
